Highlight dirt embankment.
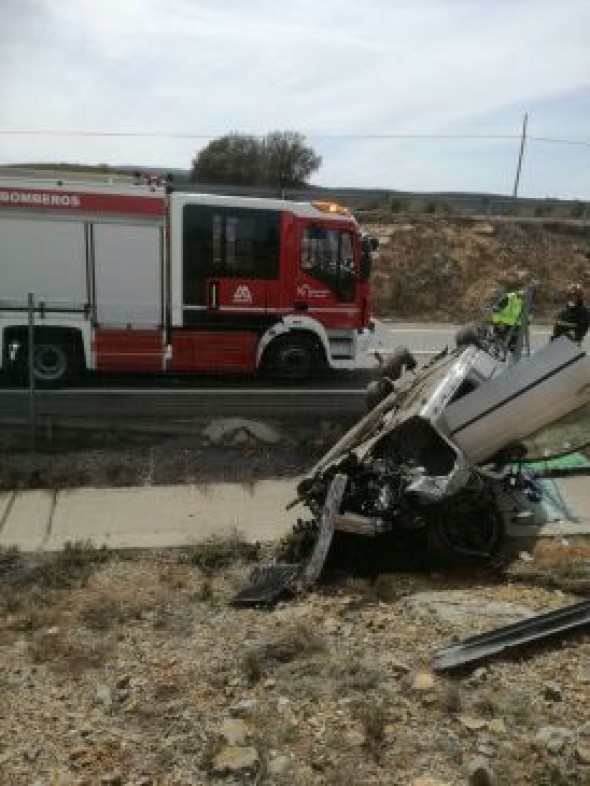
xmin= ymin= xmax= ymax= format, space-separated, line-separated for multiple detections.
xmin=365 ymin=216 xmax=590 ymax=322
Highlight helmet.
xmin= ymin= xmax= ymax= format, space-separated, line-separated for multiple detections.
xmin=567 ymin=283 xmax=583 ymax=298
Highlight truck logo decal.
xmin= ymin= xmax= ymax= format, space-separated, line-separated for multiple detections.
xmin=233 ymin=285 xmax=253 ymax=304
xmin=297 ymin=283 xmax=329 ymax=299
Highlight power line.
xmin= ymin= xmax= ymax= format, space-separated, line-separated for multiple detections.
xmin=0 ymin=128 xmax=590 ymax=147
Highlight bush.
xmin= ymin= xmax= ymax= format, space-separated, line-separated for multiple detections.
xmin=184 ymin=532 xmax=260 ymax=571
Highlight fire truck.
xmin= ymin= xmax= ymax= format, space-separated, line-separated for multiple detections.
xmin=0 ymin=178 xmax=375 ymax=384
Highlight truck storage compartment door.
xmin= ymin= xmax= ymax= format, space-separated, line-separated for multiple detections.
xmin=0 ymin=216 xmax=87 ymax=309
xmin=93 ymin=223 xmax=163 ymax=327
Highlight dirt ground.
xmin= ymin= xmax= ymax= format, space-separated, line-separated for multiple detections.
xmin=365 ymin=215 xmax=590 ymax=322
xmin=1 ymin=539 xmax=590 ymax=786
xmin=0 ymin=421 xmax=347 ymax=492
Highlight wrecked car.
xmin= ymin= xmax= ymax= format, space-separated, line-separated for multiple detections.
xmin=234 ymin=330 xmax=590 ymax=604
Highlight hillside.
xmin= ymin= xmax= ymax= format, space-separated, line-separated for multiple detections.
xmin=365 ymin=216 xmax=590 ymax=322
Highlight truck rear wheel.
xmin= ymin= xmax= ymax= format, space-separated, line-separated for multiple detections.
xmin=265 ymin=335 xmax=318 ymax=382
xmin=12 ymin=337 xmax=82 ymax=386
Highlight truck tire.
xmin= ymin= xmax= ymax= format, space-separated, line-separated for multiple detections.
xmin=14 ymin=339 xmax=82 ymax=386
xmin=265 ymin=334 xmax=317 ymax=382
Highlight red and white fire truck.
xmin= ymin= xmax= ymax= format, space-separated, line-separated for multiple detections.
xmin=0 ymin=178 xmax=375 ymax=383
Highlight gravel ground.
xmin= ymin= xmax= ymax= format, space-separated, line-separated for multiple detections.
xmin=0 ymin=421 xmax=347 ymax=492
xmin=1 ymin=540 xmax=590 ymax=786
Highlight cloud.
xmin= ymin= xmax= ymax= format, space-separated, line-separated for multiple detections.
xmin=1 ymin=0 xmax=590 ymax=196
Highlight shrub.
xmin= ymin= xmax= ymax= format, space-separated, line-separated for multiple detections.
xmin=184 ymin=531 xmax=260 ymax=571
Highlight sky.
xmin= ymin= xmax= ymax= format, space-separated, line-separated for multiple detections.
xmin=1 ymin=0 xmax=590 ymax=198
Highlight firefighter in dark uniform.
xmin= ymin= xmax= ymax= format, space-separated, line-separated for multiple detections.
xmin=551 ymin=283 xmax=590 ymax=346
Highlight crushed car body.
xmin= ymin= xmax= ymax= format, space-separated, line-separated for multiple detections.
xmin=233 ymin=332 xmax=590 ymax=605
xmin=302 ymin=337 xmax=590 ymax=546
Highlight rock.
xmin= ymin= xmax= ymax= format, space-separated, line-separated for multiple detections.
xmin=231 ymin=429 xmax=251 ymax=446
xmin=262 ymin=677 xmax=276 ymax=690
xmin=219 ymin=717 xmax=250 ymax=746
xmin=488 ymin=718 xmax=506 ymax=735
xmin=100 ymin=774 xmax=122 ymax=786
xmin=535 ymin=726 xmax=575 ymax=754
xmin=95 ymin=684 xmax=113 ymax=712
xmin=411 ymin=777 xmax=452 ymax=786
xmin=402 ymin=591 xmax=533 ymax=627
xmin=543 ymin=682 xmax=563 ymax=702
xmin=212 ymin=745 xmax=259 ymax=775
xmin=466 ymin=667 xmax=488 ymax=687
xmin=202 ymin=419 xmax=281 ymax=447
xmin=473 ymin=222 xmax=495 ymax=236
xmin=576 ymin=744 xmax=590 ymax=764
xmin=467 ymin=756 xmax=496 ymax=786
xmin=459 ymin=715 xmax=488 ymax=731
xmin=344 ymin=729 xmax=365 ymax=747
xmin=518 ymin=550 xmax=534 ymax=562
xmin=268 ymin=755 xmax=290 ymax=775
xmin=229 ymin=698 xmax=258 ymax=718
xmin=412 ymin=672 xmax=436 ymax=691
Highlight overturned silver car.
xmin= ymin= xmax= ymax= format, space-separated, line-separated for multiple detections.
xmin=234 ymin=332 xmax=590 ymax=604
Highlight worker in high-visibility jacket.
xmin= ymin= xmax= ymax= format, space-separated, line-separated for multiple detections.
xmin=489 ymin=290 xmax=524 ymax=350
xmin=551 ymin=283 xmax=590 ymax=346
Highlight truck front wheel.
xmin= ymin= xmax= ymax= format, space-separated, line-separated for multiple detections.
xmin=265 ymin=335 xmax=318 ymax=382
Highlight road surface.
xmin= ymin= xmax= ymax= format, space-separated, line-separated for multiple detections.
xmin=0 ymin=323 xmax=587 ymax=423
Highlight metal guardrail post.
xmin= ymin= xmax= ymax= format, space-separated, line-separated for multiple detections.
xmin=27 ymin=292 xmax=36 ymax=453
xmin=510 ymin=282 xmax=536 ymax=363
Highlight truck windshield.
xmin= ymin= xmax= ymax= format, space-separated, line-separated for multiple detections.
xmin=301 ymin=226 xmax=356 ymax=300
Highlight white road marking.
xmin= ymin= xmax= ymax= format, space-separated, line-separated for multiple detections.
xmin=0 ymin=388 xmax=367 ymax=396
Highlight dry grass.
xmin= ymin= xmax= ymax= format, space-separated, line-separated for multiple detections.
xmin=354 ymin=699 xmax=387 ymax=758
xmin=183 ymin=531 xmax=260 ymax=571
xmin=240 ymin=621 xmax=327 ymax=685
xmin=79 ymin=595 xmax=143 ymax=631
xmin=29 ymin=629 xmax=111 ymax=675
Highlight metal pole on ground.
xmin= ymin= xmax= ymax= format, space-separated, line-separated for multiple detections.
xmin=27 ymin=292 xmax=36 ymax=453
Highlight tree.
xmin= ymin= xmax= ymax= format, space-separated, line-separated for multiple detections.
xmin=190 ymin=131 xmax=321 ymax=188
xmin=262 ymin=131 xmax=322 ymax=188
xmin=190 ymin=133 xmax=263 ymax=186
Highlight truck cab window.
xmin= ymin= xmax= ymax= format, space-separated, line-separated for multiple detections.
xmin=301 ymin=227 xmax=356 ymax=301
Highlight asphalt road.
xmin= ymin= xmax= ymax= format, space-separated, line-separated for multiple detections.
xmin=1 ymin=323 xmax=586 ymax=424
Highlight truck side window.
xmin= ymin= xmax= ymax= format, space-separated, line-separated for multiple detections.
xmin=183 ymin=205 xmax=280 ymax=302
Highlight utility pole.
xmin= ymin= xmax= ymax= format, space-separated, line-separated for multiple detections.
xmin=512 ymin=112 xmax=528 ymax=200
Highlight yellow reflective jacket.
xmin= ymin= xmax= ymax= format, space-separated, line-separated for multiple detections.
xmin=490 ymin=292 xmax=523 ymax=327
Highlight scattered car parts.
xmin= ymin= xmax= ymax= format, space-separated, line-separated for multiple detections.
xmin=432 ymin=598 xmax=590 ymax=671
